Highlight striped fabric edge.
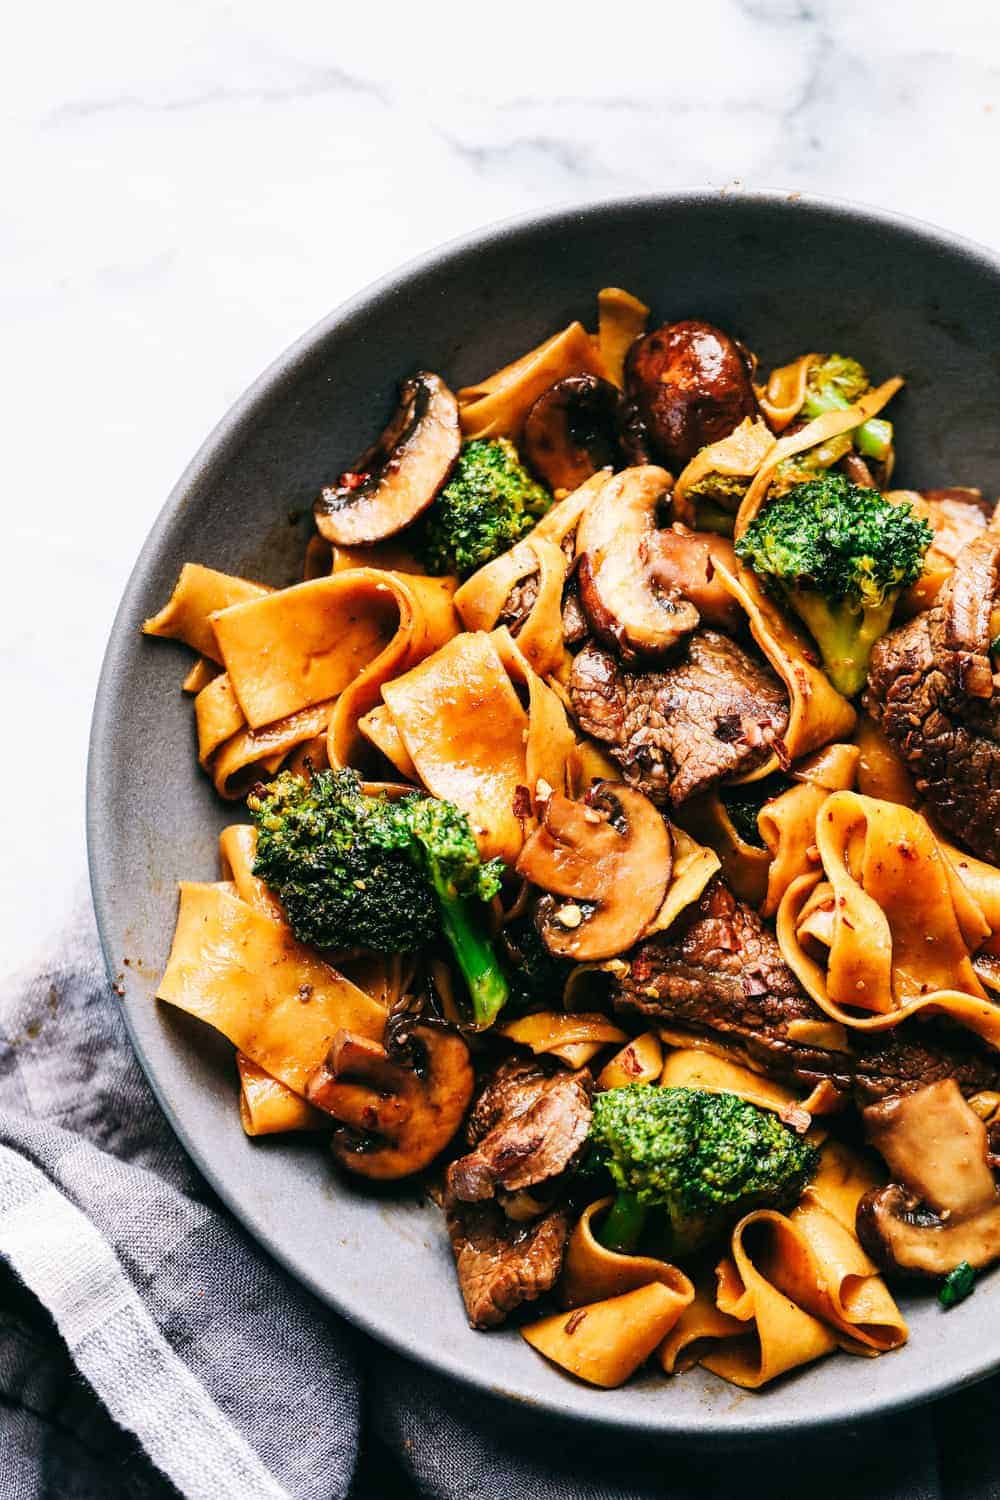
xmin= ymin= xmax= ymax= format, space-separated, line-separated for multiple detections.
xmin=0 ymin=1143 xmax=288 ymax=1500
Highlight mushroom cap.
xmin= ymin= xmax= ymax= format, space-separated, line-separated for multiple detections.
xmin=516 ymin=781 xmax=671 ymax=961
xmin=624 ymin=319 xmax=759 ymax=468
xmin=521 ymin=375 xmax=623 ymax=492
xmin=857 ymin=1079 xmax=1000 ymax=1277
xmin=307 ymin=1024 xmax=474 ymax=1180
xmin=314 ymin=372 xmax=460 ymax=546
xmin=575 ymin=465 xmax=700 ymax=659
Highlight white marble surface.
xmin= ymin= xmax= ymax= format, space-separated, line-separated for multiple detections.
xmin=4 ymin=0 xmax=1000 ymax=971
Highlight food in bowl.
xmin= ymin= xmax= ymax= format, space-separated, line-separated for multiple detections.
xmin=143 ymin=283 xmax=1000 ymax=1393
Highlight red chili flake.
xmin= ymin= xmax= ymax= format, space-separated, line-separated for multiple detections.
xmin=338 ymin=470 xmax=370 ymax=491
xmin=512 ymin=785 xmax=532 ymax=820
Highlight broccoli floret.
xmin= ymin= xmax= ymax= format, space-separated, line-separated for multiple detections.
xmin=416 ymin=438 xmax=552 ymax=578
xmin=248 ymin=768 xmax=509 ymax=1027
xmin=800 ymin=354 xmax=893 ymax=463
xmin=589 ymin=1085 xmax=818 ymax=1255
xmin=683 ymin=469 xmax=751 ymax=512
xmin=735 ymin=473 xmax=933 ymax=698
xmin=719 ymin=773 xmax=791 ymax=849
xmin=939 ymin=1260 xmax=975 ymax=1309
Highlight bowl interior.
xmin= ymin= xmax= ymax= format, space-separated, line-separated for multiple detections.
xmin=89 ymin=193 xmax=1000 ymax=1437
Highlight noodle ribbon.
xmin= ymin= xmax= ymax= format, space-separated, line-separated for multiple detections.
xmin=778 ymin=791 xmax=1000 ymax=1045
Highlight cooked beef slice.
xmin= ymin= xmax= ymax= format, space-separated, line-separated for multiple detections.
xmin=445 ymin=1198 xmax=569 ymax=1329
xmin=866 ymin=527 xmax=1000 ymax=862
xmin=852 ymin=1026 xmax=1000 ymax=1107
xmin=613 ymin=877 xmax=1000 ymax=1107
xmin=569 ymin=632 xmax=789 ymax=807
xmin=613 ymin=877 xmax=853 ymax=1096
xmin=498 ymin=573 xmax=540 ymax=636
xmin=448 ymin=1061 xmax=593 ymax=1204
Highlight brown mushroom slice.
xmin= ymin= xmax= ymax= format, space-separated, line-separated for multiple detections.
xmin=306 ymin=1024 xmax=474 ymax=1180
xmin=521 ymin=376 xmax=623 ymax=492
xmin=516 ymin=781 xmax=671 ymax=961
xmin=313 ymin=372 xmax=460 ymax=546
xmin=645 ymin=525 xmax=744 ymax=633
xmin=856 ymin=1079 xmax=1000 ymax=1276
xmin=575 ymin=466 xmax=699 ymax=658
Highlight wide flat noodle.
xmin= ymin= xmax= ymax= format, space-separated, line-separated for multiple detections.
xmin=596 ymin=287 xmax=649 ymax=388
xmin=734 ymin=378 xmax=904 ymax=538
xmin=181 ymin=657 xmax=220 ymax=695
xmin=457 ymin=322 xmax=608 ymax=440
xmin=714 ymin=556 xmax=857 ymax=774
xmin=597 ymin=1032 xmax=663 ymax=1089
xmin=756 ymin=353 xmax=821 ymax=432
xmin=759 ymin=743 xmax=859 ymax=916
xmin=381 ymin=631 xmax=529 ymax=861
xmin=453 ymin=536 xmax=567 ymax=677
xmin=778 ymin=792 xmax=1000 ymax=1046
xmin=326 ymin=571 xmax=458 ymax=772
xmin=236 ymin=1054 xmax=327 ymax=1136
xmin=853 ymin=715 xmax=918 ymax=807
xmin=659 ymin=1047 xmax=804 ymax=1119
xmin=379 ymin=628 xmax=575 ymax=862
xmin=212 ymin=572 xmax=409 ymax=729
xmin=143 ymin=563 xmax=270 ymax=661
xmin=674 ymin=417 xmax=776 ymax=506
xmin=674 ymin=793 xmax=771 ymax=907
xmin=561 ymin=1197 xmax=693 ymax=1310
xmin=522 ymin=1281 xmax=691 ymax=1388
xmin=498 ymin=1013 xmax=627 ymax=1073
xmin=210 ymin=701 xmax=335 ymax=800
xmin=157 ymin=882 xmax=385 ymax=1094
xmin=642 ymin=824 xmax=720 ymax=938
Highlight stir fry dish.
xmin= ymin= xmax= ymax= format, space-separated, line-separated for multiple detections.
xmin=145 ymin=288 xmax=1000 ymax=1392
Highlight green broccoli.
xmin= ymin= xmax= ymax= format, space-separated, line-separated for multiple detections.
xmin=735 ymin=473 xmax=933 ymax=698
xmin=800 ymin=354 xmax=893 ymax=463
xmin=589 ymin=1085 xmax=818 ymax=1255
xmin=939 ymin=1260 xmax=975 ymax=1309
xmin=248 ymin=768 xmax=509 ymax=1027
xmin=769 ymin=431 xmax=854 ymax=497
xmin=719 ymin=773 xmax=791 ymax=849
xmin=416 ymin=438 xmax=552 ymax=577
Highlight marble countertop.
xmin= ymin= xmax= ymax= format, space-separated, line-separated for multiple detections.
xmin=5 ymin=0 xmax=1000 ymax=971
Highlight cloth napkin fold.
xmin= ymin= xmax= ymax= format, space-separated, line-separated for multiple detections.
xmin=0 ymin=902 xmax=996 ymax=1500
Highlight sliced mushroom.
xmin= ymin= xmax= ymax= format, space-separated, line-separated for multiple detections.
xmin=516 ymin=781 xmax=671 ymax=960
xmin=856 ymin=1078 xmax=1000 ymax=1276
xmin=624 ymin=320 xmax=759 ymax=469
xmin=645 ymin=525 xmax=744 ymax=633
xmin=521 ymin=375 xmax=623 ymax=492
xmin=314 ymin=372 xmax=460 ymax=546
xmin=306 ymin=1024 xmax=474 ymax=1180
xmin=575 ymin=466 xmax=699 ymax=658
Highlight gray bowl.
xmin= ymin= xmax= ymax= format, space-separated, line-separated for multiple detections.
xmin=88 ymin=191 xmax=1000 ymax=1438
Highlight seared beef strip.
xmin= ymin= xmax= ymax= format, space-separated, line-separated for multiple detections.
xmin=445 ymin=1197 xmax=569 ymax=1329
xmin=613 ymin=878 xmax=853 ymax=1097
xmin=866 ymin=527 xmax=1000 ymax=861
xmin=569 ymin=633 xmax=788 ymax=807
xmin=612 ymin=877 xmax=1000 ymax=1107
xmin=498 ymin=573 xmax=540 ymax=636
xmin=447 ymin=1059 xmax=593 ymax=1204
xmin=853 ymin=1027 xmax=1000 ymax=1107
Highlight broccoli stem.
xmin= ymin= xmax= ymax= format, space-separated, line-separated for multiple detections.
xmin=426 ymin=865 xmax=509 ymax=1028
xmin=787 ymin=589 xmax=896 ymax=698
xmin=801 ymin=390 xmax=892 ymax=462
xmin=596 ymin=1191 xmax=649 ymax=1254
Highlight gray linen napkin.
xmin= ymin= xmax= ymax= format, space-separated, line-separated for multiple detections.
xmin=0 ymin=902 xmax=996 ymax=1500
